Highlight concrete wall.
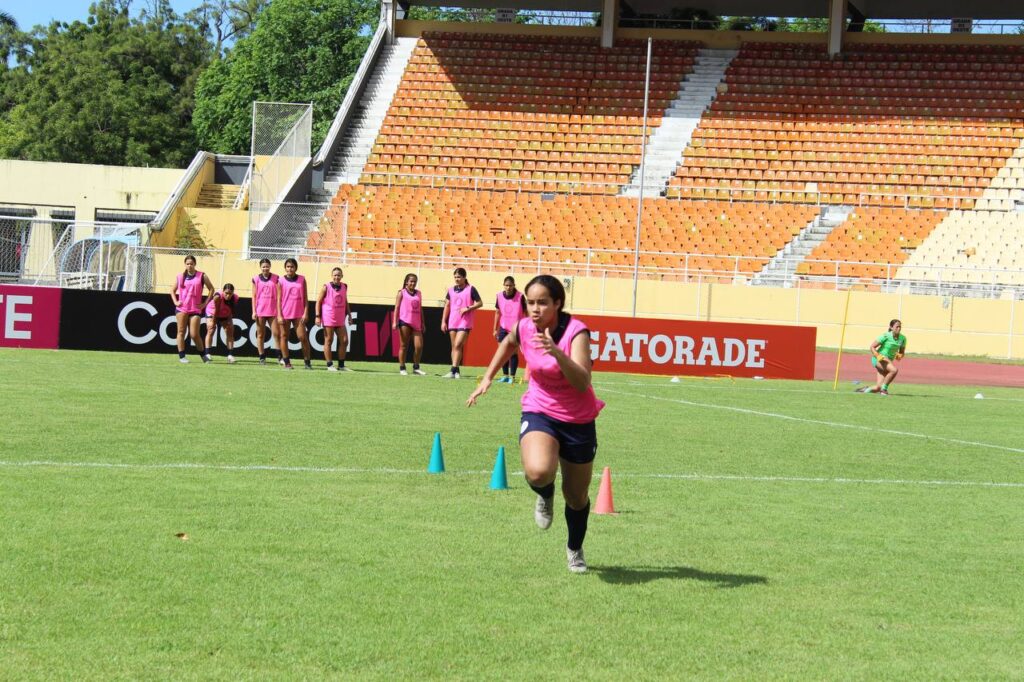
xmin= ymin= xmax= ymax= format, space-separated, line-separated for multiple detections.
xmin=0 ymin=160 xmax=183 ymax=232
xmin=143 ymin=254 xmax=1023 ymax=359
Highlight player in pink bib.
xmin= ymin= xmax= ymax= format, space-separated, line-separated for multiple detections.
xmin=315 ymin=267 xmax=351 ymax=372
xmin=203 ymin=283 xmax=239 ymax=363
xmin=467 ymin=275 xmax=604 ymax=574
xmin=492 ymin=276 xmax=526 ymax=384
xmin=276 ymin=257 xmax=311 ymax=370
xmin=251 ymin=258 xmax=281 ymax=365
xmin=170 ymin=254 xmax=214 ymax=364
xmin=440 ymin=267 xmax=482 ymax=378
xmin=392 ymin=273 xmax=426 ymax=376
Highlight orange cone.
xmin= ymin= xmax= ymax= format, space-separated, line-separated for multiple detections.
xmin=593 ymin=466 xmax=617 ymax=515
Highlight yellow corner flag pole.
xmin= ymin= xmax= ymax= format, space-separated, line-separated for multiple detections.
xmin=833 ymin=285 xmax=855 ymax=391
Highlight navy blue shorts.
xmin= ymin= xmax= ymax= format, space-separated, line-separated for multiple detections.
xmin=449 ymin=328 xmax=471 ymax=333
xmin=397 ymin=320 xmax=421 ymax=331
xmin=519 ymin=412 xmax=598 ymax=464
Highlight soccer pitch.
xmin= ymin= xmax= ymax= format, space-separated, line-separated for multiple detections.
xmin=1 ymin=349 xmax=1022 ymax=679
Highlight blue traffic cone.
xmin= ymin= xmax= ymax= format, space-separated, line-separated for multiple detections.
xmin=489 ymin=446 xmax=508 ymax=490
xmin=428 ymin=432 xmax=445 ymax=473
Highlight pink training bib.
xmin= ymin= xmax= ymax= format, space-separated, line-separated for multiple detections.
xmin=279 ymin=274 xmax=307 ymax=320
xmin=206 ymin=291 xmax=238 ymax=318
xmin=175 ymin=271 xmax=204 ymax=314
xmin=517 ymin=315 xmax=604 ymax=424
xmin=321 ymin=282 xmax=348 ymax=327
xmin=398 ymin=289 xmax=423 ymax=332
xmin=252 ymin=273 xmax=279 ymax=318
xmin=496 ymin=290 xmax=525 ymax=332
xmin=447 ymin=285 xmax=476 ymax=329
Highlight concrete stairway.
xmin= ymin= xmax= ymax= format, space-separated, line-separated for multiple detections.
xmin=324 ymin=37 xmax=417 ymax=190
xmin=753 ymin=206 xmax=853 ymax=287
xmin=195 ymin=184 xmax=241 ymax=209
xmin=620 ymin=48 xmax=737 ymax=197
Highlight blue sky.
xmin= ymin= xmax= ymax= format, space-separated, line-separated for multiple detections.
xmin=1 ymin=1 xmax=207 ymax=31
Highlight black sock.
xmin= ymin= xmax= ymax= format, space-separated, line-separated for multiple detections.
xmin=451 ymin=366 xmax=458 ymax=374
xmin=338 ymin=360 xmax=345 ymax=368
xmin=304 ymin=359 xmax=311 ymax=367
xmin=565 ymin=501 xmax=590 ymax=551
xmin=413 ymin=363 xmax=420 ymax=370
xmin=178 ymin=351 xmax=186 ymax=359
xmin=259 ymin=353 xmax=265 ymax=361
xmin=400 ymin=364 xmax=407 ymax=371
xmin=529 ymin=482 xmax=555 ymax=499
xmin=326 ymin=361 xmax=333 ymax=367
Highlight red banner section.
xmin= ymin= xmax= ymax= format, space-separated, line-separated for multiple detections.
xmin=0 ymin=285 xmax=62 ymax=349
xmin=464 ymin=311 xmax=816 ymax=380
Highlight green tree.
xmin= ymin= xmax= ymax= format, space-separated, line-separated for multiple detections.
xmin=187 ymin=0 xmax=269 ymax=56
xmin=192 ymin=0 xmax=378 ymax=156
xmin=0 ymin=0 xmax=211 ymax=167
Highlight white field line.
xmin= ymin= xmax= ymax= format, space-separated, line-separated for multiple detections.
xmin=598 ymin=387 xmax=1024 ymax=455
xmin=1 ymin=460 xmax=1023 ymax=490
xmin=593 ymin=380 xmax=1024 ymax=402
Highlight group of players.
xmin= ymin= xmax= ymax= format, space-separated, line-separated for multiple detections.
xmin=171 ymin=256 xmax=531 ymax=378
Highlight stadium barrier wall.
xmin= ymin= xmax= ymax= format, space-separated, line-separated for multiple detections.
xmin=3 ymin=286 xmax=817 ymax=379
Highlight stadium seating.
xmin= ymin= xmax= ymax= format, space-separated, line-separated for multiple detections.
xmin=895 ymin=210 xmax=1024 ymax=286
xmin=360 ymin=32 xmax=701 ymax=194
xmin=796 ymin=208 xmax=947 ymax=279
xmin=668 ymin=42 xmax=1024 ymax=206
xmin=309 ymin=185 xmax=818 ymax=278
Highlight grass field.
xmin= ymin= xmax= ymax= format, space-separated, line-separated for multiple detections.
xmin=1 ymin=348 xmax=1023 ymax=679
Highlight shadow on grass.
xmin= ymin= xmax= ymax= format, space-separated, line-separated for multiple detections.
xmin=591 ymin=565 xmax=768 ymax=588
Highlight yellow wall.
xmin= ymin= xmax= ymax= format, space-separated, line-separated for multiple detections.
xmin=145 ymin=254 xmax=1023 ymax=359
xmin=0 ymin=160 xmax=183 ymax=234
xmin=182 ymin=208 xmax=248 ymax=251
xmin=149 ymin=157 xmax=215 ymax=248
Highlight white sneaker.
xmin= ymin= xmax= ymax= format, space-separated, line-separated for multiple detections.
xmin=327 ymin=365 xmax=338 ymax=372
xmin=202 ymin=354 xmax=212 ymax=364
xmin=567 ymin=547 xmax=587 ymax=574
xmin=441 ymin=371 xmax=457 ymax=379
xmin=534 ymin=495 xmax=554 ymax=530
xmin=400 ymin=369 xmax=408 ymax=376
xmin=338 ymin=366 xmax=353 ymax=372
xmin=413 ymin=368 xmax=427 ymax=376
xmin=178 ymin=357 xmax=189 ymax=364
xmin=226 ymin=355 xmax=236 ymax=364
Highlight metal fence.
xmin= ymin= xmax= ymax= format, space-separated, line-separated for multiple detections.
xmin=248 ymin=102 xmax=313 ymax=233
xmin=121 ymin=240 xmax=1023 ymax=302
xmin=0 ymin=215 xmax=145 ymax=290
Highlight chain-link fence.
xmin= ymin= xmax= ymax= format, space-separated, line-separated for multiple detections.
xmin=246 ymin=202 xmax=339 ymax=256
xmin=248 ymin=102 xmax=313 ymax=233
xmin=0 ymin=214 xmax=145 ymax=289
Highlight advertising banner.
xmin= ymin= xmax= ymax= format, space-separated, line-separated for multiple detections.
xmin=463 ymin=310 xmax=816 ymax=380
xmin=57 ymin=289 xmax=452 ymax=364
xmin=0 ymin=284 xmax=62 ymax=349
xmin=53 ymin=290 xmax=815 ymax=379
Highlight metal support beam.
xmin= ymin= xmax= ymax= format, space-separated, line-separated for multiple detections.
xmin=601 ymin=0 xmax=618 ymax=48
xmin=382 ymin=0 xmax=396 ymax=45
xmin=827 ymin=0 xmax=847 ymax=57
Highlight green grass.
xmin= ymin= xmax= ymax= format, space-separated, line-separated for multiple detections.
xmin=1 ymin=349 xmax=1023 ymax=679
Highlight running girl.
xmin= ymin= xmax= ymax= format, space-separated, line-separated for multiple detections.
xmin=440 ymin=267 xmax=482 ymax=379
xmin=493 ymin=275 xmax=527 ymax=383
xmin=315 ymin=267 xmax=351 ymax=372
xmin=204 ymin=283 xmax=239 ymax=363
xmin=857 ymin=319 xmax=907 ymax=396
xmin=392 ymin=273 xmax=426 ymax=376
xmin=170 ymin=254 xmax=214 ymax=364
xmin=466 ymin=274 xmax=604 ymax=573
xmin=251 ymin=258 xmax=280 ymax=365
xmin=277 ymin=257 xmax=311 ymax=370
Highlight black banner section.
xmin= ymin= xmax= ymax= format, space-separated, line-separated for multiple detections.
xmin=59 ymin=289 xmax=454 ymax=364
